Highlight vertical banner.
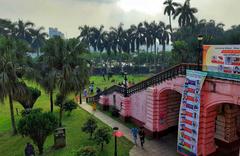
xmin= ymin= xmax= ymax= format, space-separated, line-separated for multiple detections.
xmin=177 ymin=70 xmax=207 ymax=156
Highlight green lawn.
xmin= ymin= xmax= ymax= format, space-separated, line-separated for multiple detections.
xmin=88 ymin=74 xmax=151 ymax=95
xmin=0 ymin=80 xmax=133 ymax=156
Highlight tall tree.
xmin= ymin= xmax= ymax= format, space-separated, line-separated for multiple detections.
xmin=0 ymin=37 xmax=26 ymax=134
xmin=29 ymin=27 xmax=47 ymax=56
xmin=15 ymin=20 xmax=35 ymax=43
xmin=173 ymin=0 xmax=198 ymax=27
xmin=158 ymin=21 xmax=170 ymax=52
xmin=163 ymin=0 xmax=179 ymax=33
xmin=78 ymin=25 xmax=91 ymax=51
xmin=42 ymin=37 xmax=89 ymax=125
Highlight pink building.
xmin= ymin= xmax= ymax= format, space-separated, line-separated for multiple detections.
xmin=87 ymin=64 xmax=240 ymax=156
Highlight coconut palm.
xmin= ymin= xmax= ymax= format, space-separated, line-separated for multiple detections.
xmin=29 ymin=27 xmax=47 ymax=56
xmin=0 ymin=37 xmax=26 ymax=134
xmin=42 ymin=37 xmax=89 ymax=125
xmin=15 ymin=20 xmax=35 ymax=43
xmin=143 ymin=21 xmax=154 ymax=53
xmin=173 ymin=0 xmax=198 ymax=27
xmin=78 ymin=25 xmax=91 ymax=51
xmin=0 ymin=19 xmax=16 ymax=37
xmin=110 ymin=23 xmax=126 ymax=71
xmin=158 ymin=21 xmax=170 ymax=52
xmin=163 ymin=0 xmax=179 ymax=33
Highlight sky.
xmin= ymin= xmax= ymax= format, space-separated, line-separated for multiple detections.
xmin=0 ymin=0 xmax=239 ymax=38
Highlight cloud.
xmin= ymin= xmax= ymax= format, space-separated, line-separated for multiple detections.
xmin=0 ymin=0 xmax=240 ymax=38
xmin=74 ymin=0 xmax=118 ymax=4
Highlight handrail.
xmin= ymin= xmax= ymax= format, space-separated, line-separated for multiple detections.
xmin=86 ymin=63 xmax=199 ymax=103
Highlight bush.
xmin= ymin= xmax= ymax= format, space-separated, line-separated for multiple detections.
xmin=93 ymin=127 xmax=111 ymax=151
xmin=18 ymin=109 xmax=58 ymax=155
xmin=82 ymin=117 xmax=98 ymax=139
xmin=76 ymin=146 xmax=96 ymax=156
xmin=21 ymin=108 xmax=42 ymax=117
xmin=63 ymin=100 xmax=78 ymax=116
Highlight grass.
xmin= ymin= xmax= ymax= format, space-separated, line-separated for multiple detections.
xmin=0 ymin=80 xmax=133 ymax=156
xmin=88 ymin=74 xmax=151 ymax=93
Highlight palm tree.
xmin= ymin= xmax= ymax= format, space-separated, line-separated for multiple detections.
xmin=0 ymin=19 xmax=16 ymax=37
xmin=0 ymin=37 xmax=26 ymax=134
xmin=110 ymin=23 xmax=126 ymax=71
xmin=15 ymin=20 xmax=35 ymax=43
xmin=173 ymin=0 xmax=198 ymax=27
xmin=143 ymin=21 xmax=153 ymax=53
xmin=163 ymin=0 xmax=179 ymax=33
xmin=42 ymin=37 xmax=89 ymax=125
xmin=158 ymin=21 xmax=170 ymax=52
xmin=29 ymin=27 xmax=47 ymax=56
xmin=34 ymin=67 xmax=57 ymax=113
xmin=78 ymin=25 xmax=91 ymax=51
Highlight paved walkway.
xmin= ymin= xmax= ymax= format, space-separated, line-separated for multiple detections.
xmin=79 ymin=102 xmax=179 ymax=156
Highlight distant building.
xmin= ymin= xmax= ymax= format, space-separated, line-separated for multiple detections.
xmin=49 ymin=27 xmax=64 ymax=38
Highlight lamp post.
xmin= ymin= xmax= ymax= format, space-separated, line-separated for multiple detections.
xmin=197 ymin=35 xmax=204 ymax=71
xmin=124 ymin=72 xmax=128 ymax=97
xmin=113 ymin=127 xmax=124 ymax=156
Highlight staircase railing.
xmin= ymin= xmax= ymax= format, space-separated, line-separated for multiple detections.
xmin=86 ymin=63 xmax=199 ymax=103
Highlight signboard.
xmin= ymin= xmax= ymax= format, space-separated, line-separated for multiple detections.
xmin=203 ymin=45 xmax=240 ymax=75
xmin=177 ymin=70 xmax=207 ymax=156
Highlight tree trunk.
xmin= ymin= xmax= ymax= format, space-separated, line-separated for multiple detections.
xmin=169 ymin=14 xmax=173 ymax=33
xmin=119 ymin=51 xmax=123 ymax=72
xmin=37 ymin=47 xmax=41 ymax=57
xmin=101 ymin=143 xmax=104 ymax=151
xmin=59 ymin=106 xmax=63 ymax=127
xmin=79 ymin=92 xmax=82 ymax=104
xmin=90 ymin=132 xmax=93 ymax=139
xmin=38 ymin=143 xmax=44 ymax=155
xmin=50 ymin=91 xmax=53 ymax=113
xmin=9 ymin=93 xmax=17 ymax=135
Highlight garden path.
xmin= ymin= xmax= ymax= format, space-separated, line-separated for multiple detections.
xmin=80 ymin=102 xmax=179 ymax=156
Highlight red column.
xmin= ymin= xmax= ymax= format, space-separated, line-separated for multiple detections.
xmin=120 ymin=97 xmax=131 ymax=117
xmin=145 ymin=87 xmax=159 ymax=132
xmin=199 ymin=105 xmax=217 ymax=156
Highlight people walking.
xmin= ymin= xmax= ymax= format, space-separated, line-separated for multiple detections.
xmin=24 ymin=142 xmax=35 ymax=156
xmin=131 ymin=127 xmax=139 ymax=145
xmin=83 ymin=88 xmax=88 ymax=97
xmin=138 ymin=127 xmax=145 ymax=149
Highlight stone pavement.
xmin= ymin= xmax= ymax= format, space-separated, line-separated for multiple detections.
xmin=79 ymin=102 xmax=179 ymax=156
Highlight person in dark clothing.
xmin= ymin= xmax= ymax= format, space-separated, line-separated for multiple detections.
xmin=138 ymin=127 xmax=145 ymax=149
xmin=25 ymin=142 xmax=35 ymax=156
xmin=96 ymin=87 xmax=101 ymax=94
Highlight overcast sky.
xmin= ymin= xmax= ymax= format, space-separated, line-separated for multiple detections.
xmin=0 ymin=0 xmax=239 ymax=37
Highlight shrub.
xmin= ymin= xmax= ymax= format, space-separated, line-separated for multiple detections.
xmin=63 ymin=100 xmax=78 ymax=116
xmin=93 ymin=127 xmax=111 ymax=151
xmin=82 ymin=117 xmax=98 ymax=139
xmin=76 ymin=146 xmax=96 ymax=156
xmin=18 ymin=109 xmax=58 ymax=154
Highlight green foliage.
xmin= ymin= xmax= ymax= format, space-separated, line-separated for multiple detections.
xmin=93 ymin=127 xmax=111 ymax=151
xmin=13 ymin=85 xmax=41 ymax=109
xmin=17 ymin=109 xmax=58 ymax=154
xmin=76 ymin=146 xmax=97 ymax=156
xmin=172 ymin=40 xmax=189 ymax=63
xmin=63 ymin=100 xmax=78 ymax=116
xmin=82 ymin=117 xmax=98 ymax=139
xmin=21 ymin=108 xmax=42 ymax=117
xmin=54 ymin=94 xmax=66 ymax=108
